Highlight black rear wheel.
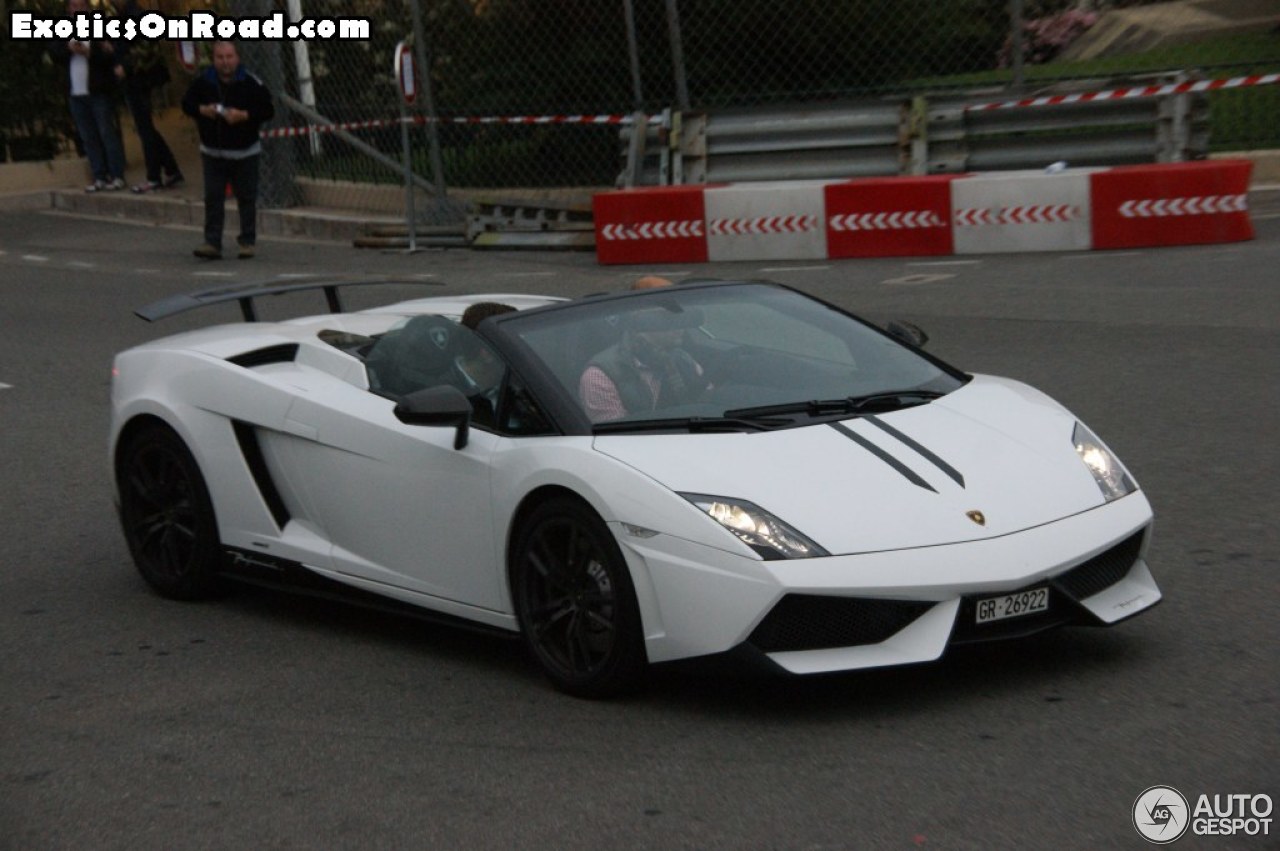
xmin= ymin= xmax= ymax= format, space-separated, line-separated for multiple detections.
xmin=512 ymin=498 xmax=647 ymax=698
xmin=117 ymin=424 xmax=222 ymax=600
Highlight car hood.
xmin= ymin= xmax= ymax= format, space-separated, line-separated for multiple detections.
xmin=592 ymin=375 xmax=1116 ymax=555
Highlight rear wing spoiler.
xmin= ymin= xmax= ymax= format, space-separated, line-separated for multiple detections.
xmin=135 ymin=278 xmax=444 ymax=322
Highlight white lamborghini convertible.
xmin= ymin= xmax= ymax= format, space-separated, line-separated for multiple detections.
xmin=110 ymin=278 xmax=1160 ymax=696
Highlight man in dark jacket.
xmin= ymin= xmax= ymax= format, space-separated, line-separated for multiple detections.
xmin=181 ymin=40 xmax=274 ymax=259
xmin=49 ymin=0 xmax=126 ymax=192
xmin=578 ymin=309 xmax=709 ymax=423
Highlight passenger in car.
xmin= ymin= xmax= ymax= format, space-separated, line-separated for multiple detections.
xmin=578 ymin=308 xmax=709 ymax=423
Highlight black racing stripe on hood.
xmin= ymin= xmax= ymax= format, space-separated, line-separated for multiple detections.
xmin=828 ymin=421 xmax=937 ymax=493
xmin=865 ymin=415 xmax=965 ymax=488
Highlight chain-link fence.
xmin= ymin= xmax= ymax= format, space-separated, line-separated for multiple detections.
xmin=7 ymin=1 xmax=1271 ymax=209
xmin=235 ymin=0 xmax=1276 ymax=217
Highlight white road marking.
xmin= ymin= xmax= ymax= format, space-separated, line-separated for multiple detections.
xmin=411 ymin=273 xmax=438 ymax=280
xmin=275 ymin=273 xmax=320 ymax=279
xmin=758 ymin=265 xmax=831 ymax=273
xmin=906 ymin=260 xmax=981 ymax=267
xmin=22 ymin=255 xmax=49 ymax=262
xmin=883 ymin=273 xmax=955 ymax=286
xmin=1061 ymin=251 xmax=1143 ymax=260
xmin=496 ymin=271 xmax=555 ymax=278
xmin=192 ymin=271 xmax=237 ymax=278
xmin=0 ymin=383 xmax=13 ymax=391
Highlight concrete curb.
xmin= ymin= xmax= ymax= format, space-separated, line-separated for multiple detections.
xmin=36 ymin=187 xmax=398 ymax=244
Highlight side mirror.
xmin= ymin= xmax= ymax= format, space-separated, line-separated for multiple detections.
xmin=885 ymin=320 xmax=929 ymax=349
xmin=393 ymin=385 xmax=471 ymax=449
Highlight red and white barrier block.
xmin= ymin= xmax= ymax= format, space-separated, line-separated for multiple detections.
xmin=951 ymin=168 xmax=1096 ymax=254
xmin=1090 ymin=160 xmax=1254 ymax=249
xmin=593 ymin=160 xmax=1254 ymax=265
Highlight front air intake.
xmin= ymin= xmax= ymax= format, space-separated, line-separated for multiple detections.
xmin=748 ymin=595 xmax=933 ymax=653
xmin=1053 ymin=530 xmax=1145 ymax=601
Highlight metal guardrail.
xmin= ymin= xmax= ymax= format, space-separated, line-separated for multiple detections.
xmin=620 ymin=73 xmax=1209 ymax=186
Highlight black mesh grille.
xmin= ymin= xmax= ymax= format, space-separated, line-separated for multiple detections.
xmin=748 ymin=595 xmax=933 ymax=653
xmin=1053 ymin=531 xmax=1144 ymax=601
xmin=227 ymin=343 xmax=299 ymax=368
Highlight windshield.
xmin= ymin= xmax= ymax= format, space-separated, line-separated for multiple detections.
xmin=504 ymin=283 xmax=966 ymax=432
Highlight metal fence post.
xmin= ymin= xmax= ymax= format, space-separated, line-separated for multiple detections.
xmin=1009 ymin=0 xmax=1025 ymax=90
xmin=1158 ymin=72 xmax=1193 ymax=163
xmin=284 ymin=0 xmax=319 ymax=157
xmin=906 ymin=96 xmax=929 ymax=176
xmin=665 ymin=0 xmax=691 ymax=112
xmin=622 ymin=0 xmax=645 ymax=112
xmin=235 ymin=0 xmax=298 ymax=207
xmin=408 ymin=0 xmax=447 ymax=201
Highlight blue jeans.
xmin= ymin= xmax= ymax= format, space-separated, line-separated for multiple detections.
xmin=69 ymin=94 xmax=125 ymax=182
xmin=202 ymin=154 xmax=260 ymax=249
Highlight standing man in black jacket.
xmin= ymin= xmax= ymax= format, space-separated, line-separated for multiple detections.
xmin=182 ymin=40 xmax=274 ymax=259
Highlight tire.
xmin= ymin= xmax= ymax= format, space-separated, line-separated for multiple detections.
xmin=116 ymin=424 xmax=223 ymax=600
xmin=511 ymin=498 xmax=647 ymax=698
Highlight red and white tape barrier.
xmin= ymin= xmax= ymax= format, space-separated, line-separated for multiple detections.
xmin=262 ymin=111 xmax=658 ymax=139
xmin=966 ymin=72 xmax=1280 ymax=112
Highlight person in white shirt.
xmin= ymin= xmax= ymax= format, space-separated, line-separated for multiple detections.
xmin=49 ymin=0 xmax=127 ymax=192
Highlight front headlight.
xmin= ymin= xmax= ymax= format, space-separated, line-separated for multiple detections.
xmin=680 ymin=493 xmax=829 ymax=560
xmin=1073 ymin=422 xmax=1136 ymax=502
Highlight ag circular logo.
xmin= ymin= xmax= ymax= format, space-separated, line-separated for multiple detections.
xmin=1134 ymin=785 xmax=1190 ymax=844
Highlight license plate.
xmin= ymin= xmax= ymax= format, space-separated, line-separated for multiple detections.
xmin=975 ymin=587 xmax=1050 ymax=624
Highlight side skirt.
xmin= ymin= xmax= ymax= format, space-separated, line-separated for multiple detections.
xmin=220 ymin=547 xmax=518 ymax=640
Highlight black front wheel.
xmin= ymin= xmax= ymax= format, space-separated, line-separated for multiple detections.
xmin=116 ymin=424 xmax=223 ymax=600
xmin=511 ymin=498 xmax=647 ymax=698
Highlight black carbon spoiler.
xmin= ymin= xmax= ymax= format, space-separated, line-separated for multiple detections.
xmin=134 ymin=277 xmax=444 ymax=323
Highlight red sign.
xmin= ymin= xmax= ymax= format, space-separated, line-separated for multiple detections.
xmin=1091 ymin=160 xmax=1254 ymax=249
xmin=825 ymin=175 xmax=962 ymax=258
xmin=395 ymin=42 xmax=417 ymax=106
xmin=176 ymin=40 xmax=198 ymax=73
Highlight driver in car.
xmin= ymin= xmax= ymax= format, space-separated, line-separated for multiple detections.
xmin=579 ymin=309 xmax=709 ymax=423
xmin=456 ymin=302 xmax=515 ymax=428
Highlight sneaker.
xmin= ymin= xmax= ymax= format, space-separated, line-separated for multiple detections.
xmin=131 ymin=181 xmax=161 ymax=194
xmin=161 ymin=173 xmax=185 ymax=189
xmin=237 ymin=243 xmax=256 ymax=259
xmin=85 ymin=180 xmax=107 ymax=193
xmin=105 ymin=177 xmax=126 ymax=191
xmin=193 ymin=243 xmax=222 ymax=260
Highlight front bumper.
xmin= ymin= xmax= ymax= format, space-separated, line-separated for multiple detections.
xmin=616 ymin=490 xmax=1158 ymax=672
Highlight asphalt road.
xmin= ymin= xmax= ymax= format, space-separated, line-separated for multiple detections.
xmin=1 ymin=208 xmax=1276 ymax=850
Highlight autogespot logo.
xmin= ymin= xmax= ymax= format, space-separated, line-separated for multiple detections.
xmin=1134 ymin=786 xmax=1191 ymax=844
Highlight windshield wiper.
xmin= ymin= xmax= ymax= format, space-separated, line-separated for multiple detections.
xmin=592 ymin=415 xmax=792 ymax=434
xmin=725 ymin=391 xmax=943 ymax=420
xmin=844 ymin=390 xmax=943 ymax=412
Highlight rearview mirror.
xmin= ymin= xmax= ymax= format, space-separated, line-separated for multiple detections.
xmin=885 ymin=320 xmax=928 ymax=349
xmin=393 ymin=385 xmax=471 ymax=449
